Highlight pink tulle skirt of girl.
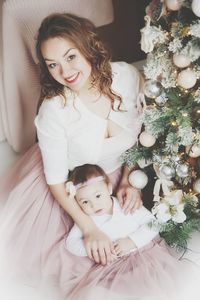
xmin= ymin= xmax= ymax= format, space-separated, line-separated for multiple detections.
xmin=0 ymin=144 xmax=198 ymax=300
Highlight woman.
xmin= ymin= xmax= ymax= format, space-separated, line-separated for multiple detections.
xmin=35 ymin=13 xmax=143 ymax=263
xmin=0 ymin=12 xmax=143 ymax=292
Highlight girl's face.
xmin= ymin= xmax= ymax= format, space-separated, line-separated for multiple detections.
xmin=41 ymin=37 xmax=92 ymax=92
xmin=75 ymin=180 xmax=113 ymax=216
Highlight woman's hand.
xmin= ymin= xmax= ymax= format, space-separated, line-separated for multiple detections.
xmin=83 ymin=228 xmax=117 ymax=265
xmin=116 ymin=182 xmax=142 ymax=214
xmin=114 ymin=237 xmax=136 ymax=257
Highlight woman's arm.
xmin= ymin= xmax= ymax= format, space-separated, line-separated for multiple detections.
xmin=49 ymin=183 xmax=115 ymax=265
xmin=35 ymin=103 xmax=116 ymax=264
xmin=116 ymin=165 xmax=142 ymax=214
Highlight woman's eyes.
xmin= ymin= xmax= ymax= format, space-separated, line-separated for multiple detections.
xmin=48 ymin=63 xmax=57 ymax=69
xmin=47 ymin=55 xmax=76 ymax=69
xmin=96 ymin=194 xmax=101 ymax=199
xmin=66 ymin=54 xmax=76 ymax=62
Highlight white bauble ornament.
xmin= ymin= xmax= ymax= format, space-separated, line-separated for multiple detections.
xmin=176 ymin=163 xmax=189 ymax=178
xmin=192 ymin=0 xmax=200 ymax=17
xmin=186 ymin=144 xmax=200 ymax=158
xmin=177 ymin=69 xmax=197 ymax=89
xmin=193 ymin=178 xmax=200 ymax=193
xmin=173 ymin=54 xmax=190 ymax=68
xmin=129 ymin=170 xmax=148 ymax=189
xmin=139 ymin=131 xmax=156 ymax=147
xmin=144 ymin=80 xmax=162 ymax=99
xmin=165 ymin=0 xmax=182 ymax=11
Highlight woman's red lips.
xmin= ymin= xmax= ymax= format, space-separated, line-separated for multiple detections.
xmin=65 ymin=73 xmax=79 ymax=83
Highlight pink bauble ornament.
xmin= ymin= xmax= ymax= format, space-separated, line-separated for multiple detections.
xmin=192 ymin=0 xmax=200 ymax=17
xmin=177 ymin=69 xmax=197 ymax=89
xmin=186 ymin=144 xmax=200 ymax=158
xmin=173 ymin=54 xmax=190 ymax=68
xmin=129 ymin=170 xmax=148 ymax=189
xmin=139 ymin=131 xmax=156 ymax=147
xmin=193 ymin=178 xmax=200 ymax=193
xmin=165 ymin=0 xmax=182 ymax=11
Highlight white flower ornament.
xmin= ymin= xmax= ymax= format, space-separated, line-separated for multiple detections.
xmin=140 ymin=15 xmax=167 ymax=53
xmin=152 ymin=190 xmax=186 ymax=224
xmin=65 ymin=181 xmax=76 ymax=197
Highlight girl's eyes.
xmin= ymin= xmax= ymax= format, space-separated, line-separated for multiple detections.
xmin=82 ymin=200 xmax=88 ymax=205
xmin=96 ymin=194 xmax=101 ymax=199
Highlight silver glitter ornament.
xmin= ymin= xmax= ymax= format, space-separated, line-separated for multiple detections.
xmin=176 ymin=164 xmax=189 ymax=178
xmin=155 ymin=95 xmax=167 ymax=106
xmin=160 ymin=164 xmax=175 ymax=180
xmin=144 ymin=80 xmax=162 ymax=99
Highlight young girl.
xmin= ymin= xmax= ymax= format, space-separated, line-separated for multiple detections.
xmin=62 ymin=164 xmax=199 ymax=300
xmin=65 ymin=164 xmax=159 ymax=259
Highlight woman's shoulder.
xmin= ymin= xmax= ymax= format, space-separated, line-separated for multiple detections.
xmin=111 ymin=61 xmax=141 ymax=106
xmin=35 ymin=95 xmax=72 ymax=134
xmin=38 ymin=95 xmax=66 ymax=114
xmin=111 ymin=61 xmax=140 ymax=93
xmin=37 ymin=92 xmax=75 ymax=119
xmin=111 ymin=61 xmax=140 ymax=81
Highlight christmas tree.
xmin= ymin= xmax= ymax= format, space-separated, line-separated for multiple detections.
xmin=123 ymin=0 xmax=200 ymax=250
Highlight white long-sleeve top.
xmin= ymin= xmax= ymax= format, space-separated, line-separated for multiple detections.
xmin=34 ymin=62 xmax=142 ymax=184
xmin=65 ymin=197 xmax=159 ymax=257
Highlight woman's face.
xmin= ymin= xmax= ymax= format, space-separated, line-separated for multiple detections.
xmin=41 ymin=37 xmax=92 ymax=92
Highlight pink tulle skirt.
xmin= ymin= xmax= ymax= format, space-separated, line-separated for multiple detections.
xmin=0 ymin=144 xmax=198 ymax=300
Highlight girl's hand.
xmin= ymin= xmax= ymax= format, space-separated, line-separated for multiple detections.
xmin=114 ymin=238 xmax=136 ymax=257
xmin=116 ymin=182 xmax=142 ymax=214
xmin=84 ymin=228 xmax=116 ymax=265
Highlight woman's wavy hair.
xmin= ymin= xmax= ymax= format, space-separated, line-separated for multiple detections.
xmin=36 ymin=13 xmax=121 ymax=106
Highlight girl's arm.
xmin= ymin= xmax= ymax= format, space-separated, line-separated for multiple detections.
xmin=49 ymin=183 xmax=115 ymax=265
xmin=116 ymin=165 xmax=142 ymax=214
xmin=114 ymin=207 xmax=159 ymax=257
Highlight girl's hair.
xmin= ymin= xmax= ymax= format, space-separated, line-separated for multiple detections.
xmin=68 ymin=164 xmax=110 ymax=186
xmin=36 ymin=13 xmax=121 ymax=106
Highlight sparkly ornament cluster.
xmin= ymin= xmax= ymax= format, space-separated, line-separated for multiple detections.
xmin=123 ymin=0 xmax=200 ymax=250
